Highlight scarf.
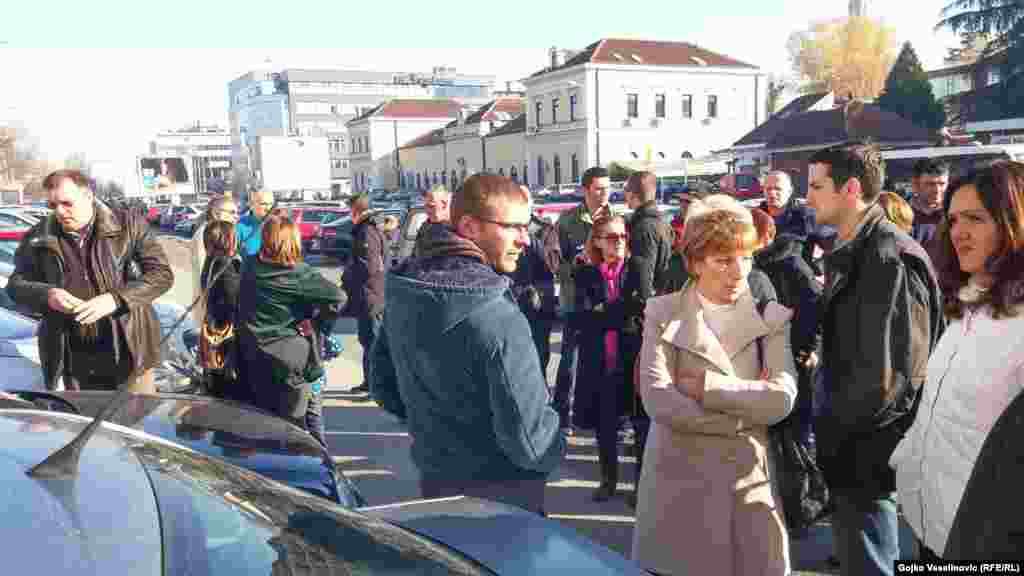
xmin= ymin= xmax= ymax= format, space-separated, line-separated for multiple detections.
xmin=417 ymin=224 xmax=489 ymax=263
xmin=599 ymin=259 xmax=625 ymax=373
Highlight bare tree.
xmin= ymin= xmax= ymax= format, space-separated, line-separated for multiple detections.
xmin=789 ymin=16 xmax=899 ymax=98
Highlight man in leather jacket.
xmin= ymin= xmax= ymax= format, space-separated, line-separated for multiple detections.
xmin=7 ymin=169 xmax=174 ymax=392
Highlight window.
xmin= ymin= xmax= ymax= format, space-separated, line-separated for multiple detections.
xmin=451 ymin=170 xmax=457 ymax=187
xmin=537 ymin=155 xmax=545 ymax=186
xmin=498 ymin=168 xmax=504 ymax=176
xmin=523 ymin=163 xmax=528 ymax=187
xmin=569 ymin=93 xmax=577 ymax=121
xmin=535 ymin=100 xmax=543 ymax=127
xmin=682 ymin=95 xmax=693 ymax=119
xmin=655 ymin=94 xmax=666 ymax=118
xmin=571 ymin=153 xmax=579 ymax=183
xmin=626 ymin=94 xmax=638 ymax=118
xmin=510 ymin=165 xmax=518 ymax=183
xmin=552 ymin=97 xmax=559 ymax=124
xmin=333 ymin=159 xmax=342 ymax=169
xmin=707 ymin=95 xmax=718 ymax=118
xmin=553 ymin=155 xmax=561 ymax=185
xmin=416 ymin=174 xmax=422 ymax=189
xmin=342 ymin=160 xmax=348 ymax=169
xmin=442 ymin=171 xmax=447 ymax=185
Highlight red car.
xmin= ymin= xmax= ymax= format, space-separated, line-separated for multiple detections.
xmin=0 ymin=227 xmax=30 ymax=265
xmin=290 ymin=206 xmax=350 ymax=252
xmin=717 ymin=173 xmax=763 ymax=200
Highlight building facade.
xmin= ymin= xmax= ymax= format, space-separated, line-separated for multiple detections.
xmin=522 ymin=39 xmax=766 ymax=187
xmin=228 ymin=67 xmax=495 ymax=199
xmin=149 ymin=124 xmax=233 ymax=196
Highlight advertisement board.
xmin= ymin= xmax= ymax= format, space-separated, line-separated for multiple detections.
xmin=138 ymin=156 xmax=192 ymax=197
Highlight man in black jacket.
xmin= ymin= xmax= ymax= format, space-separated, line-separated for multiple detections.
xmin=622 ymin=171 xmax=674 ymax=507
xmin=7 ymin=169 xmax=174 ymax=393
xmin=806 ymin=144 xmax=944 ymax=576
xmin=343 ymin=194 xmax=388 ymax=394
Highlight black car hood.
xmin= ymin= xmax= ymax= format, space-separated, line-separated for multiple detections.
xmin=52 ymin=392 xmax=361 ymax=507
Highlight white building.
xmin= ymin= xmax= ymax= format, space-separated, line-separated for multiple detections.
xmin=149 ymin=124 xmax=233 ymax=196
xmin=346 ymin=99 xmax=463 ymax=193
xmin=522 ymin=38 xmax=766 ymax=187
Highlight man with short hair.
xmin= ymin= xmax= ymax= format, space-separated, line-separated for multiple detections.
xmin=761 ymin=170 xmax=835 ymax=273
xmin=908 ymin=159 xmax=949 ymax=263
xmin=621 ymin=170 xmax=674 ymax=505
xmin=370 ymin=174 xmax=564 ymax=514
xmin=552 ymin=166 xmax=610 ymax=429
xmin=342 ymin=193 xmax=387 ymax=394
xmin=806 ymin=144 xmax=944 ymax=576
xmin=191 ymin=195 xmax=239 ymax=325
xmin=236 ymin=189 xmax=275 ymax=258
xmin=413 ymin=184 xmax=450 ymax=258
xmin=7 ymin=169 xmax=174 ymax=393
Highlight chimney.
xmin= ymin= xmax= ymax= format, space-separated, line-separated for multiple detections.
xmin=550 ymin=46 xmax=562 ymax=69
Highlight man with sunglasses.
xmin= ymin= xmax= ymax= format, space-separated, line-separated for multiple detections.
xmin=370 ymin=173 xmax=565 ymax=515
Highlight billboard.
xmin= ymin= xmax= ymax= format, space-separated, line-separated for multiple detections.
xmin=256 ymin=136 xmax=330 ymax=192
xmin=139 ymin=156 xmax=192 ymax=196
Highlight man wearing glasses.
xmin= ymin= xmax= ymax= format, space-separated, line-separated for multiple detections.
xmin=190 ymin=195 xmax=239 ymax=324
xmin=370 ymin=174 xmax=565 ymax=515
xmin=236 ymin=189 xmax=275 ymax=258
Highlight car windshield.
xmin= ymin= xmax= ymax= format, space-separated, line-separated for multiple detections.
xmin=130 ymin=440 xmax=489 ymax=576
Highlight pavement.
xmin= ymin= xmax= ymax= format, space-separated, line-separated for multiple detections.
xmin=158 ymin=234 xmax=844 ymax=575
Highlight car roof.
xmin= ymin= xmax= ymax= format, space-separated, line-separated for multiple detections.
xmin=52 ymin=391 xmax=358 ymax=506
xmin=0 ymin=411 xmax=163 ymax=575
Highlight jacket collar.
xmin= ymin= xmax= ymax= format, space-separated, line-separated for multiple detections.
xmin=826 ymin=203 xmax=885 ymax=272
xmin=37 ymin=201 xmax=120 ymax=245
xmin=657 ymin=284 xmax=773 ymax=376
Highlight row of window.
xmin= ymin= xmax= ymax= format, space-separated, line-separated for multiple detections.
xmin=352 ymin=135 xmax=369 ymax=154
xmin=332 ymin=159 xmax=349 ymax=169
xmin=535 ymin=93 xmax=580 ymax=127
xmin=401 ymin=152 xmax=580 ymax=190
xmin=295 ymin=101 xmax=377 ymax=117
xmin=626 ymin=93 xmax=717 ymax=119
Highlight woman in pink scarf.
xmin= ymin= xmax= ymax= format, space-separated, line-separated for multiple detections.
xmin=569 ymin=214 xmax=633 ymax=501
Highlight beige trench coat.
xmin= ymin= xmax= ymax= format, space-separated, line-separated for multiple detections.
xmin=631 ymin=285 xmax=798 ymax=576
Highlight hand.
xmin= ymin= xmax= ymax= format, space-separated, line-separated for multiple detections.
xmin=675 ymin=369 xmax=706 ymax=403
xmin=48 ymin=288 xmax=85 ymax=314
xmin=73 ymin=293 xmax=119 ymax=325
xmin=797 ymin=350 xmax=819 ymax=369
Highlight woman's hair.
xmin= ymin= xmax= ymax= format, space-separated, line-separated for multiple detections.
xmin=877 ymin=191 xmax=914 ymax=233
xmin=749 ymin=208 xmax=776 ymax=249
xmin=204 ymin=220 xmax=236 ymax=258
xmin=259 ymin=214 xmax=302 ymax=267
xmin=681 ymin=194 xmax=759 ymax=272
xmin=585 ymin=214 xmax=627 ymax=265
xmin=937 ymin=161 xmax=1024 ymax=319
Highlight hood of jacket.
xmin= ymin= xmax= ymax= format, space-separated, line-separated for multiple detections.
xmin=389 ymin=224 xmax=511 ymax=335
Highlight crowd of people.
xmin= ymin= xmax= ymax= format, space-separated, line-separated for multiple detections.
xmin=5 ymin=146 xmax=1023 ymax=574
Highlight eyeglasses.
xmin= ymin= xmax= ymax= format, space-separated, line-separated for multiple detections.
xmin=474 ymin=216 xmax=530 ymax=234
xmin=597 ymin=233 xmax=628 ymax=242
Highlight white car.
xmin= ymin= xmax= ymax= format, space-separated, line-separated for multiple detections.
xmin=0 ymin=262 xmax=198 ymax=393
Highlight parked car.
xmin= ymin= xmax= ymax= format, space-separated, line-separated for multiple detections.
xmin=290 ymin=206 xmax=350 ymax=252
xmin=314 ymin=208 xmax=406 ymax=261
xmin=0 ymin=261 xmax=199 ymax=394
xmin=146 ymin=203 xmax=169 ymax=224
xmin=6 ymin=389 xmax=364 ymax=508
xmin=0 ymin=208 xmax=39 ymax=229
xmin=160 ymin=204 xmax=202 ymax=229
xmin=718 ymin=172 xmax=763 ymax=200
xmin=0 ymin=228 xmax=30 ymax=265
xmin=0 ymin=408 xmax=497 ymax=575
xmin=0 ymin=404 xmax=648 ymax=575
xmin=174 ymin=212 xmax=203 ymax=236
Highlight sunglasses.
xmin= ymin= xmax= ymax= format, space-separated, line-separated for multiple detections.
xmin=474 ymin=216 xmax=530 ymax=234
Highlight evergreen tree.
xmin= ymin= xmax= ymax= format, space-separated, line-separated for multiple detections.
xmin=878 ymin=42 xmax=947 ymax=130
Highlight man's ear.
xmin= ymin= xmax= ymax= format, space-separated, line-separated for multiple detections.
xmin=842 ymin=177 xmax=863 ymax=202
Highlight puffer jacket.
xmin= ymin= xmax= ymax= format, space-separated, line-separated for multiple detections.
xmin=892 ymin=306 xmax=1024 ymax=554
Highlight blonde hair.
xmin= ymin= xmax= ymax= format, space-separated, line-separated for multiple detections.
xmin=681 ymin=194 xmax=758 ymax=271
xmin=877 ymin=191 xmax=914 ymax=233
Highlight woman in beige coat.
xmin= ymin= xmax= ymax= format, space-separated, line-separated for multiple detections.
xmin=632 ymin=196 xmax=798 ymax=576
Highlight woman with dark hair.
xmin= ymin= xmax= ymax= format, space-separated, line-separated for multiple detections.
xmin=570 ymin=214 xmax=634 ymax=502
xmin=237 ymin=215 xmax=346 ymax=438
xmin=892 ymin=161 xmax=1024 ymax=560
xmin=199 ymin=220 xmax=242 ymax=399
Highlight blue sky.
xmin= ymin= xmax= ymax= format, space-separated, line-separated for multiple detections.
xmin=0 ymin=0 xmax=960 ymax=177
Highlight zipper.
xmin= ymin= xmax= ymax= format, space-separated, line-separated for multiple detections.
xmin=916 ymin=315 xmax=967 ymax=548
